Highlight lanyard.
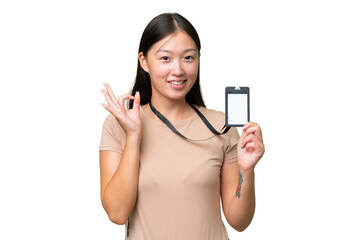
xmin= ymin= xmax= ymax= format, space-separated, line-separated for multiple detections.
xmin=149 ymin=102 xmax=231 ymax=141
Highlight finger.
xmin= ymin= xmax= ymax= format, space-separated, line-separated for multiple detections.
xmin=242 ymin=122 xmax=258 ymax=131
xmin=239 ymin=128 xmax=247 ymax=142
xmin=242 ymin=141 xmax=256 ymax=150
xmin=133 ymin=91 xmax=141 ymax=110
xmin=101 ymin=103 xmax=112 ymax=112
xmin=101 ymin=102 xmax=117 ymax=116
xmin=242 ymin=141 xmax=259 ymax=152
xmin=243 ymin=125 xmax=263 ymax=141
xmin=243 ymin=141 xmax=265 ymax=156
xmin=102 ymin=90 xmax=129 ymax=116
xmin=101 ymin=100 xmax=129 ymax=122
xmin=239 ymin=123 xmax=256 ymax=139
xmin=240 ymin=133 xmax=259 ymax=149
xmin=118 ymin=94 xmax=136 ymax=109
xmin=101 ymin=89 xmax=117 ymax=108
xmin=103 ymin=83 xmax=119 ymax=106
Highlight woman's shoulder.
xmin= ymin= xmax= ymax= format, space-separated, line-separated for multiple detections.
xmin=197 ymin=107 xmax=227 ymax=131
xmin=103 ymin=113 xmax=118 ymax=126
xmin=102 ymin=113 xmax=125 ymax=134
xmin=198 ymin=106 xmax=225 ymax=120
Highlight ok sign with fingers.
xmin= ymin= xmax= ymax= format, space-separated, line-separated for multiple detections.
xmin=100 ymin=83 xmax=142 ymax=141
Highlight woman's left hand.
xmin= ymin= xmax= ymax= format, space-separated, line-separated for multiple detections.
xmin=237 ymin=122 xmax=265 ymax=174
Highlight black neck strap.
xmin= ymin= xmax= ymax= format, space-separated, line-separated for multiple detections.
xmin=149 ymin=102 xmax=231 ymax=141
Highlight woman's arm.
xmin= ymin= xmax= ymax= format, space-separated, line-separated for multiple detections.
xmin=221 ymin=163 xmax=255 ymax=231
xmin=221 ymin=122 xmax=264 ymax=231
xmin=100 ymin=83 xmax=142 ymax=225
xmin=100 ymin=135 xmax=140 ymax=225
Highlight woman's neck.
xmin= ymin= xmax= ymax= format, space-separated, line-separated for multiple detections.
xmin=148 ymin=97 xmax=195 ymax=123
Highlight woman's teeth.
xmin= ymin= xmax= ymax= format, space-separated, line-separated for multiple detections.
xmin=169 ymin=81 xmax=185 ymax=85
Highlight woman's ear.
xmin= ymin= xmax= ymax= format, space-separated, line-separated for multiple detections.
xmin=138 ymin=52 xmax=149 ymax=73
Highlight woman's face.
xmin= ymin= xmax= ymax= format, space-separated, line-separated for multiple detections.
xmin=139 ymin=31 xmax=199 ymax=103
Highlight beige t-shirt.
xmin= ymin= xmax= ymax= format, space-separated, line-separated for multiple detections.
xmin=99 ymin=106 xmax=239 ymax=240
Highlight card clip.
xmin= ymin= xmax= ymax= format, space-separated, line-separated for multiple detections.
xmin=235 ymin=86 xmax=241 ymax=90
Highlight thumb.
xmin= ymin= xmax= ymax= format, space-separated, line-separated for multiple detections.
xmin=133 ymin=91 xmax=141 ymax=110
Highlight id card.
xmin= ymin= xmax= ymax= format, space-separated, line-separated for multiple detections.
xmin=225 ymin=86 xmax=250 ymax=127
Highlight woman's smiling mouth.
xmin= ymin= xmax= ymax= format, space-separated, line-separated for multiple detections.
xmin=167 ymin=80 xmax=187 ymax=89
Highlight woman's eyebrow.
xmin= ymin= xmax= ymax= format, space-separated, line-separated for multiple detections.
xmin=155 ymin=49 xmax=172 ymax=54
xmin=184 ymin=48 xmax=197 ymax=53
xmin=155 ymin=48 xmax=197 ymax=54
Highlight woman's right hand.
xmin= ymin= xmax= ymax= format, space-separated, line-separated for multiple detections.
xmin=101 ymin=82 xmax=142 ymax=141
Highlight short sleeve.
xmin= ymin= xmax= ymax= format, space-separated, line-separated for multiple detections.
xmin=223 ymin=127 xmax=240 ymax=164
xmin=99 ymin=114 xmax=126 ymax=155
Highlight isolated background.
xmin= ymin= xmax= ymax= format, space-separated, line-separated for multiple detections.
xmin=1 ymin=0 xmax=359 ymax=239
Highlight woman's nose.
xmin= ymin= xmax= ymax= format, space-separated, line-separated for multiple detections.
xmin=171 ymin=60 xmax=184 ymax=76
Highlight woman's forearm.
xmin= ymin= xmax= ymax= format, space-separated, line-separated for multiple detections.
xmin=102 ymin=136 xmax=141 ymax=224
xmin=228 ymin=170 xmax=256 ymax=232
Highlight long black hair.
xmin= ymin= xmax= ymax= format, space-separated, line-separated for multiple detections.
xmin=128 ymin=13 xmax=206 ymax=109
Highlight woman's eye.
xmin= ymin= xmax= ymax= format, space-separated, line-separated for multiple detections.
xmin=185 ymin=56 xmax=194 ymax=60
xmin=161 ymin=56 xmax=170 ymax=61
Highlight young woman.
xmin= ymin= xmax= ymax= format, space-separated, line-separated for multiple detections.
xmin=99 ymin=13 xmax=265 ymax=240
